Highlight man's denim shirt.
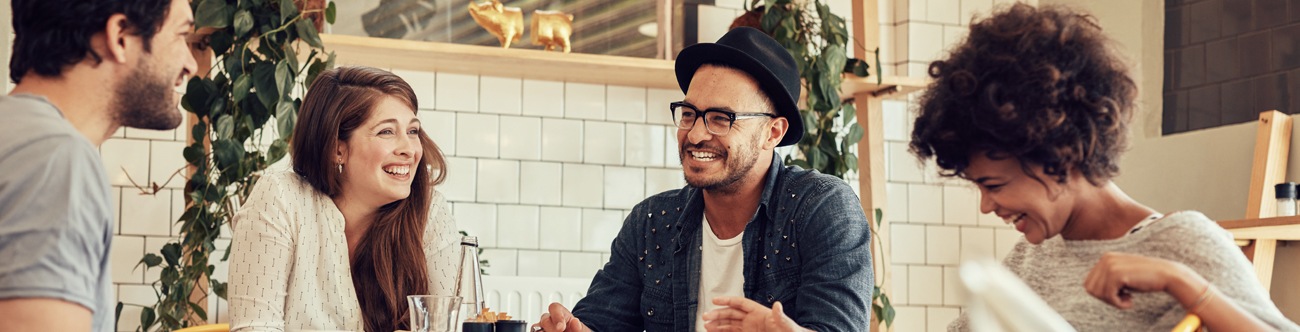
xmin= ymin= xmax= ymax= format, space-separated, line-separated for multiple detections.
xmin=571 ymin=156 xmax=874 ymax=331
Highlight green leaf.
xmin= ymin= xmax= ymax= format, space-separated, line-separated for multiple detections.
xmin=844 ymin=123 xmax=864 ymax=145
xmin=188 ymin=302 xmax=208 ymax=321
xmin=141 ymin=307 xmax=157 ymax=329
xmin=195 ymin=0 xmax=231 ymax=29
xmin=284 ymin=44 xmax=299 ymax=74
xmin=212 ymin=280 xmax=229 ymax=299
xmin=279 ymin=0 xmax=299 ymax=25
xmin=252 ymin=62 xmax=279 ymax=110
xmin=845 ymin=154 xmax=858 ymax=177
xmin=216 ymin=115 xmax=234 ymax=139
xmin=138 ymin=253 xmax=163 ymax=269
xmin=326 ymin=1 xmax=337 ymax=24
xmin=841 ymin=103 xmax=857 ymax=126
xmin=809 ymin=147 xmax=827 ymax=171
xmin=881 ymin=292 xmax=896 ymax=326
xmin=213 ymin=138 xmax=246 ymax=171
xmin=161 ymin=243 xmax=182 ymax=267
xmin=276 ymin=101 xmax=297 ymax=140
xmin=268 ymin=138 xmax=289 ymax=163
xmin=295 ymin=18 xmax=324 ymax=49
xmin=115 ymin=301 xmax=123 ymax=328
xmin=874 ymin=208 xmax=883 ymax=228
xmin=851 ymin=58 xmax=870 ymax=77
xmin=234 ymin=10 xmax=254 ymax=37
xmin=305 ymin=58 xmax=327 ymax=89
xmin=208 ymin=99 xmax=227 ymax=118
xmin=208 ymin=29 xmax=233 ymax=55
xmin=232 ymin=74 xmax=252 ymax=103
xmin=181 ymin=78 xmax=214 ymax=117
xmin=760 ymin=10 xmax=781 ymax=33
xmin=274 ymin=61 xmax=293 ymax=100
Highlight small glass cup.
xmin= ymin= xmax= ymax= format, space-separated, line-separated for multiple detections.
xmin=407 ymin=295 xmax=463 ymax=332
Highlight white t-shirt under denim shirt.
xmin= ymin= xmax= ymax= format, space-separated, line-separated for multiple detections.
xmin=227 ymin=170 xmax=460 ymax=332
xmin=0 ymin=94 xmax=115 ymax=332
xmin=695 ymin=214 xmax=746 ymax=332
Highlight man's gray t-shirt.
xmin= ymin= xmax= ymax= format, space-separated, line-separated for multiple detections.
xmin=0 ymin=94 xmax=115 ymax=332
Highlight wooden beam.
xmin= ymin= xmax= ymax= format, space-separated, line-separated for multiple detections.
xmin=1253 ymin=239 xmax=1279 ymax=291
xmin=851 ymin=0 xmax=880 ymax=60
xmin=185 ymin=25 xmax=216 ymax=325
xmin=1243 ymin=110 xmax=1291 ymax=292
xmin=1246 ymin=110 xmax=1291 ymax=219
xmin=850 ymin=2 xmax=892 ymax=331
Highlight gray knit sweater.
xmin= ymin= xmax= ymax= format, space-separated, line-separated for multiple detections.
xmin=949 ymin=211 xmax=1299 ymax=332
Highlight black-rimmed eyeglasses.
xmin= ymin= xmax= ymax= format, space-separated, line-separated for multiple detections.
xmin=670 ymin=101 xmax=777 ymax=136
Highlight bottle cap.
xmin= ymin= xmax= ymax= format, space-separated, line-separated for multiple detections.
xmin=1276 ymin=182 xmax=1297 ymax=199
xmin=461 ymin=235 xmax=479 ymax=247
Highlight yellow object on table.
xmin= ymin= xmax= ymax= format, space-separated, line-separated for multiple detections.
xmin=1171 ymin=314 xmax=1201 ymax=332
xmin=173 ymin=323 xmax=230 ymax=332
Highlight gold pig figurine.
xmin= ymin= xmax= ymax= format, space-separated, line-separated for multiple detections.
xmin=468 ymin=0 xmax=525 ymax=48
xmin=531 ymin=10 xmax=574 ymax=53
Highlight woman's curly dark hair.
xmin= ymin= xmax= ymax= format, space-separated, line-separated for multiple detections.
xmin=909 ymin=3 xmax=1137 ymax=185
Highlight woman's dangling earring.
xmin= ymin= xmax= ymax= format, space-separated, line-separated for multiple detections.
xmin=337 ymin=163 xmax=343 ymax=173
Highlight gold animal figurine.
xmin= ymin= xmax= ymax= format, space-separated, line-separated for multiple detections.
xmin=467 ymin=0 xmax=525 ymax=48
xmin=531 ymin=10 xmax=573 ymax=53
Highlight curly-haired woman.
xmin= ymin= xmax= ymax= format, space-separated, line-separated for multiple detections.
xmin=909 ymin=4 xmax=1298 ymax=331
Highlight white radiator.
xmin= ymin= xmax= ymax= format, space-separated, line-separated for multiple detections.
xmin=480 ymin=276 xmax=592 ymax=323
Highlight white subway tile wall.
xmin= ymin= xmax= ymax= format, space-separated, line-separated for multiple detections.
xmin=456 ymin=113 xmax=500 ymax=158
xmin=519 ymin=161 xmax=562 ymax=205
xmin=477 ymin=159 xmax=521 ymax=203
xmin=522 ymin=79 xmax=565 ymax=118
xmin=605 ymin=86 xmax=647 ymax=123
xmin=98 ymin=2 xmax=1024 ymax=329
xmin=435 ymin=72 xmax=479 ymax=112
xmin=583 ymin=121 xmax=625 ymax=165
xmin=564 ymin=83 xmax=606 ymax=120
xmin=418 ymin=110 xmax=457 ymax=155
xmin=499 ymin=115 xmax=541 ymax=160
xmin=479 ymin=76 xmax=523 ymax=115
xmin=455 ymin=202 xmax=499 ymax=247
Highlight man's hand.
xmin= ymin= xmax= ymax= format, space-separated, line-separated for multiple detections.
xmin=702 ymin=297 xmax=806 ymax=332
xmin=531 ymin=302 xmax=589 ymax=332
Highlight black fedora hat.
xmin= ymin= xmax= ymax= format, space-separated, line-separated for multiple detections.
xmin=675 ymin=27 xmax=803 ymax=147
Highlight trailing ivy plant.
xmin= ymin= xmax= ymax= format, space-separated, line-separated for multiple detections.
xmin=747 ymin=0 xmax=895 ymax=328
xmin=122 ymin=0 xmax=336 ymax=330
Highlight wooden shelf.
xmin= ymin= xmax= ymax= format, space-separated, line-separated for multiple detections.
xmin=321 ymin=34 xmax=679 ymax=89
xmin=1218 ymin=215 xmax=1300 ymax=240
xmin=323 ymin=34 xmax=933 ymax=99
xmin=840 ymin=75 xmax=930 ymax=99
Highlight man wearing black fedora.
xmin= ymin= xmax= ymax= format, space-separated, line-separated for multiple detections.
xmin=532 ymin=27 xmax=873 ymax=332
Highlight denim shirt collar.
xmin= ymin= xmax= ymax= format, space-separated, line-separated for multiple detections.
xmin=669 ymin=155 xmax=783 ymax=254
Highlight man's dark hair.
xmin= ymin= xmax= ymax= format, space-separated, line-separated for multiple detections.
xmin=909 ymin=3 xmax=1137 ymax=185
xmin=10 ymin=0 xmax=173 ymax=83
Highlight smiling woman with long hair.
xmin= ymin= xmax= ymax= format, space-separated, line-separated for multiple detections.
xmin=227 ymin=66 xmax=458 ymax=332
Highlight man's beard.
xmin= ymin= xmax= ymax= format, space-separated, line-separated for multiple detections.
xmin=114 ymin=59 xmax=182 ymax=130
xmin=683 ymin=131 xmax=764 ymax=195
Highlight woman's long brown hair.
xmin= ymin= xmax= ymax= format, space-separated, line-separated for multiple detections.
xmin=290 ymin=66 xmax=448 ymax=332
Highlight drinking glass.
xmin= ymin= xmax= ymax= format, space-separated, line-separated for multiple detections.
xmin=407 ymin=295 xmax=463 ymax=332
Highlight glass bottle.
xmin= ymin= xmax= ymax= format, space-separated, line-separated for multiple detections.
xmin=456 ymin=236 xmax=486 ymax=321
xmin=1276 ymin=182 xmax=1297 ymax=217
